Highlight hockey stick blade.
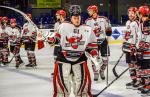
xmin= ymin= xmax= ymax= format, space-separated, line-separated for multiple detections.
xmin=112 ymin=53 xmax=124 ymax=78
xmin=92 ymin=67 xmax=129 ymax=97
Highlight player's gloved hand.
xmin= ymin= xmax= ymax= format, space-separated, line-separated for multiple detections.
xmin=129 ymin=44 xmax=136 ymax=55
xmin=106 ymin=27 xmax=112 ymax=36
xmin=139 ymin=41 xmax=150 ymax=51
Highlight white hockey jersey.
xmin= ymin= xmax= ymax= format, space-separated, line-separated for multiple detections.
xmin=57 ymin=22 xmax=97 ymax=61
xmin=54 ymin=21 xmax=61 ymax=31
xmin=0 ymin=25 xmax=9 ymax=40
xmin=5 ymin=26 xmax=21 ymax=45
xmin=86 ymin=16 xmax=112 ymax=43
xmin=140 ymin=19 xmax=150 ymax=59
xmin=22 ymin=22 xmax=37 ymax=42
xmin=122 ymin=20 xmax=141 ymax=52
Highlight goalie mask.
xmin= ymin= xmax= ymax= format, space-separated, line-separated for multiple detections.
xmin=69 ymin=5 xmax=81 ymax=16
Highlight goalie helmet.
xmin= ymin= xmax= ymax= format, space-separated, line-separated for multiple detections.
xmin=69 ymin=5 xmax=81 ymax=16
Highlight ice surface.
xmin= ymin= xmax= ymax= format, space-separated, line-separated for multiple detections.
xmin=0 ymin=44 xmax=142 ymax=97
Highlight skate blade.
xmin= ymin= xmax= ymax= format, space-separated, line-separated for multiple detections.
xmin=141 ymin=94 xmax=150 ymax=97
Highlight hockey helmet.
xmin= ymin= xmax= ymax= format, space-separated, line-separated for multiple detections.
xmin=2 ymin=16 xmax=8 ymax=23
xmin=138 ymin=6 xmax=149 ymax=16
xmin=69 ymin=5 xmax=81 ymax=16
xmin=128 ymin=7 xmax=138 ymax=13
xmin=87 ymin=5 xmax=98 ymax=13
xmin=56 ymin=10 xmax=66 ymax=17
xmin=10 ymin=18 xmax=17 ymax=24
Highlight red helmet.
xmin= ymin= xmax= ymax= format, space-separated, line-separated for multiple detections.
xmin=56 ymin=10 xmax=66 ymax=17
xmin=128 ymin=7 xmax=138 ymax=13
xmin=138 ymin=6 xmax=149 ymax=16
xmin=87 ymin=5 xmax=98 ymax=13
xmin=2 ymin=16 xmax=8 ymax=23
xmin=10 ymin=18 xmax=16 ymax=23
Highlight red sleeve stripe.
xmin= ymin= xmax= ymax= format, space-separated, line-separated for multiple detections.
xmin=144 ymin=52 xmax=150 ymax=54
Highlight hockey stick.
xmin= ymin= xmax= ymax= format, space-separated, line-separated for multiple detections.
xmin=112 ymin=53 xmax=124 ymax=78
xmin=92 ymin=67 xmax=129 ymax=97
xmin=8 ymin=55 xmax=15 ymax=63
xmin=106 ymin=37 xmax=109 ymax=85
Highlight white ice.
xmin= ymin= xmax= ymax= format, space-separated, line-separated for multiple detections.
xmin=0 ymin=43 xmax=142 ymax=97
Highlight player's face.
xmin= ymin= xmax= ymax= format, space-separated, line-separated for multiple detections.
xmin=88 ymin=9 xmax=94 ymax=17
xmin=11 ymin=23 xmax=16 ymax=27
xmin=71 ymin=16 xmax=81 ymax=26
xmin=56 ymin=14 xmax=61 ymax=21
xmin=27 ymin=15 xmax=32 ymax=20
xmin=128 ymin=11 xmax=136 ymax=20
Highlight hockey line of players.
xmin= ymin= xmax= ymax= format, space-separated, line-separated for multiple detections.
xmin=47 ymin=5 xmax=150 ymax=97
xmin=0 ymin=4 xmax=149 ymax=97
xmin=122 ymin=6 xmax=150 ymax=96
xmin=0 ymin=13 xmax=37 ymax=68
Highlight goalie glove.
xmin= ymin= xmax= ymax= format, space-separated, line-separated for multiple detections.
xmin=85 ymin=51 xmax=103 ymax=71
xmin=129 ymin=44 xmax=136 ymax=55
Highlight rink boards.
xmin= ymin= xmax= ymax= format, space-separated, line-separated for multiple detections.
xmin=38 ymin=26 xmax=126 ymax=45
xmin=24 ymin=26 xmax=126 ymax=48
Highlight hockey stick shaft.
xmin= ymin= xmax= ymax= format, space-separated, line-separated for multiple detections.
xmin=92 ymin=67 xmax=129 ymax=97
xmin=106 ymin=37 xmax=109 ymax=85
xmin=8 ymin=55 xmax=15 ymax=63
xmin=112 ymin=53 xmax=124 ymax=77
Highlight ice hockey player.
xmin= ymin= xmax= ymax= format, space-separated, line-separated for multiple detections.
xmin=46 ymin=5 xmax=98 ymax=97
xmin=86 ymin=5 xmax=112 ymax=81
xmin=50 ymin=9 xmax=66 ymax=76
xmin=6 ymin=18 xmax=24 ymax=68
xmin=0 ymin=16 xmax=9 ymax=66
xmin=137 ymin=5 xmax=150 ymax=96
xmin=122 ymin=7 xmax=141 ymax=89
xmin=22 ymin=13 xmax=37 ymax=68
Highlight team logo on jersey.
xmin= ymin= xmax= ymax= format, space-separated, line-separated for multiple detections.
xmin=127 ymin=25 xmax=130 ymax=29
xmin=66 ymin=35 xmax=83 ymax=49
